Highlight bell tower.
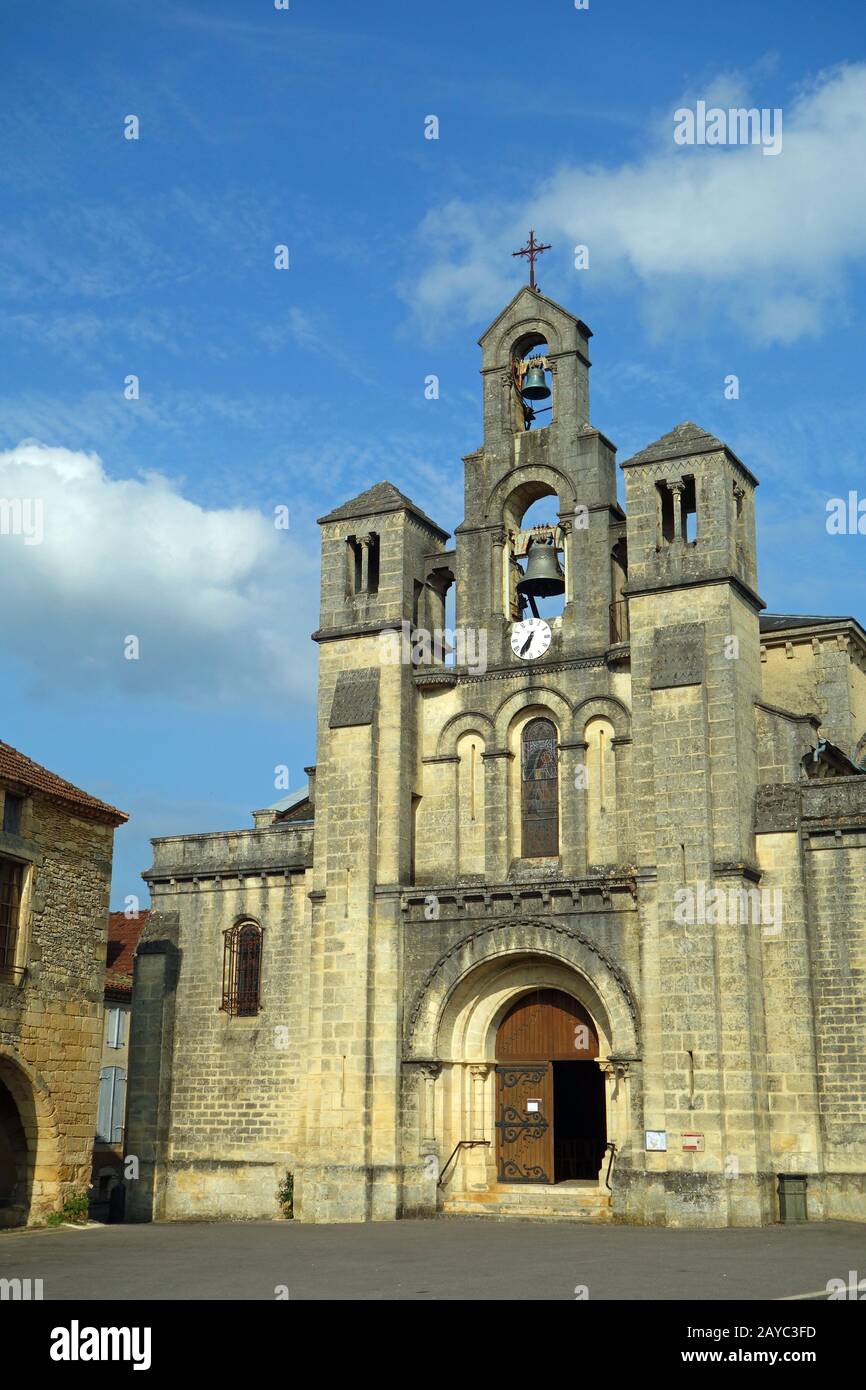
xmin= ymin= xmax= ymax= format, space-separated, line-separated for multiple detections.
xmin=455 ymin=277 xmax=623 ymax=665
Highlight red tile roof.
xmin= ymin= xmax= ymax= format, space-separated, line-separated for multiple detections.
xmin=0 ymin=740 xmax=127 ymax=825
xmin=106 ymin=910 xmax=149 ymax=995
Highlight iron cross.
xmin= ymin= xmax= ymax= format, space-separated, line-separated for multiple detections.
xmin=513 ymin=230 xmax=551 ymax=292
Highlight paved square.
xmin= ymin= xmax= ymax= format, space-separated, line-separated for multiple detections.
xmin=1 ymin=1219 xmax=865 ymax=1300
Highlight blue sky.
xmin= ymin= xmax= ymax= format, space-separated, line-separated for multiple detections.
xmin=1 ymin=0 xmax=865 ymax=905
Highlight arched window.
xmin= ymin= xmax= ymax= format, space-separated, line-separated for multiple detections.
xmin=222 ymin=921 xmax=263 ymax=1017
xmin=521 ymin=717 xmax=559 ymax=857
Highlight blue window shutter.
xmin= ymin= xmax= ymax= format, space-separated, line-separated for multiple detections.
xmin=107 ymin=1008 xmax=125 ymax=1048
xmin=111 ymin=1070 xmax=127 ymax=1145
xmin=96 ymin=1067 xmax=112 ymax=1141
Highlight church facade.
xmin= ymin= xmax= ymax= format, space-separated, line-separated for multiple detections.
xmin=126 ymin=287 xmax=866 ymax=1228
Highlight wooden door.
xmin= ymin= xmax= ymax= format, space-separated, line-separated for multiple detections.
xmin=495 ymin=1064 xmax=554 ymax=1183
xmin=496 ymin=988 xmax=599 ymax=1061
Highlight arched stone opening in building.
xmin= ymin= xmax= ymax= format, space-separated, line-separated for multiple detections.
xmin=502 ymin=479 xmax=567 ymax=624
xmin=407 ymin=929 xmax=639 ymax=1203
xmin=0 ymin=1075 xmax=27 ymax=1224
xmin=0 ymin=1051 xmax=61 ymax=1227
xmin=511 ymin=332 xmax=554 ymax=434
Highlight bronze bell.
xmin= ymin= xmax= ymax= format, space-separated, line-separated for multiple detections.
xmin=522 ymin=365 xmax=551 ymax=401
xmin=517 ymin=540 xmax=565 ymax=598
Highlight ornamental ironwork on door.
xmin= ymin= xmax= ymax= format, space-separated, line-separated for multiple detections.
xmin=495 ymin=1064 xmax=554 ymax=1183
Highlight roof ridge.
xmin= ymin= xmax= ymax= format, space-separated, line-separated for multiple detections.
xmin=318 ymin=479 xmax=448 ymax=536
xmin=0 ymin=739 xmax=127 ymax=823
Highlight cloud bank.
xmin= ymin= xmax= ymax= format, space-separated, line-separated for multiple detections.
xmin=0 ymin=441 xmax=316 ymax=706
xmin=406 ymin=64 xmax=866 ymax=345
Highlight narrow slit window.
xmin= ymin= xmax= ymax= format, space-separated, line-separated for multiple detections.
xmin=657 ymin=483 xmax=676 ymax=544
xmin=366 ymin=534 xmax=380 ymax=594
xmin=681 ymin=476 xmax=697 ymax=543
xmin=347 ymin=536 xmax=363 ymax=595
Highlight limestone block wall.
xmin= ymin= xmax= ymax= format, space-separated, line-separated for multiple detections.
xmin=624 ymin=567 xmax=774 ymax=1227
xmin=761 ymin=628 xmax=866 ymax=761
xmin=412 ymin=659 xmax=632 ymax=888
xmin=299 ymin=539 xmax=420 ymax=1219
xmin=754 ymin=829 xmax=823 ymax=1212
xmin=756 ymin=702 xmax=819 ymax=783
xmin=801 ymin=781 xmax=866 ymax=1217
xmin=755 ymin=776 xmax=866 ymax=1222
xmin=0 ymin=795 xmax=115 ymax=1222
xmin=127 ymin=826 xmax=312 ymax=1221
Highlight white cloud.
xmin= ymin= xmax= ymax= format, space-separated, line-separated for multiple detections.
xmin=0 ymin=441 xmax=317 ymax=706
xmin=405 ymin=64 xmax=866 ymax=344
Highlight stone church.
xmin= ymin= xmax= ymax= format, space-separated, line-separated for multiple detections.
xmin=127 ymin=285 xmax=866 ymax=1228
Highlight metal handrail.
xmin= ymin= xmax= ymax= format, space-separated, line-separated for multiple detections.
xmin=437 ymin=1139 xmax=490 ymax=1188
xmin=604 ymin=1140 xmax=617 ymax=1191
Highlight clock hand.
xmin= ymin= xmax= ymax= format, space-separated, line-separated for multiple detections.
xmin=520 ymin=633 xmax=534 ymax=655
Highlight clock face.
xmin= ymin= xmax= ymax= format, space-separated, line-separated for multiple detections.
xmin=511 ymin=617 xmax=552 ymax=661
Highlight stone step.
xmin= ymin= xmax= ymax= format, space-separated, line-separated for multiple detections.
xmin=441 ymin=1182 xmax=612 ymax=1222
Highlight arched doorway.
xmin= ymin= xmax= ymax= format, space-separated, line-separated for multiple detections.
xmin=495 ymin=988 xmax=606 ymax=1184
xmin=0 ymin=1074 xmax=30 ymax=1226
xmin=0 ymin=1051 xmax=61 ymax=1226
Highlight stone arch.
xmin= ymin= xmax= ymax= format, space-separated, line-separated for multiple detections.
xmin=0 ymin=1046 xmax=61 ymax=1226
xmin=571 ymin=695 xmax=631 ymax=742
xmin=494 ymin=686 xmax=572 ymax=749
xmin=491 ymin=312 xmax=568 ymax=365
xmin=406 ymin=918 xmax=640 ymax=1062
xmin=436 ymin=710 xmax=494 ymax=760
xmin=486 ymin=464 xmax=577 ymax=527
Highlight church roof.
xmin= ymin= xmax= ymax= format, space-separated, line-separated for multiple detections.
xmin=621 ymin=421 xmax=734 ymax=467
xmin=760 ymin=613 xmax=856 ymax=634
xmin=268 ymin=785 xmax=309 ymax=813
xmin=318 ymin=481 xmax=448 ymax=538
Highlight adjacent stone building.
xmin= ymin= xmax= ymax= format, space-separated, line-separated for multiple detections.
xmin=0 ymin=741 xmax=127 ymax=1226
xmin=127 ymin=286 xmax=866 ymax=1228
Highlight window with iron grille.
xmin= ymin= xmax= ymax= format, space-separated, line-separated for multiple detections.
xmin=0 ymin=857 xmax=24 ymax=972
xmin=221 ymin=921 xmax=263 ymax=1016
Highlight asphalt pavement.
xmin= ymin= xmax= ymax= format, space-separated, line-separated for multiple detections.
xmin=1 ymin=1217 xmax=865 ymax=1300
